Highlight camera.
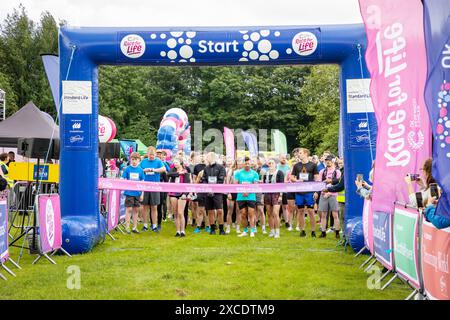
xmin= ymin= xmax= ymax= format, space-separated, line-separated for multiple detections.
xmin=409 ymin=173 xmax=420 ymax=181
xmin=356 ymin=174 xmax=363 ymax=182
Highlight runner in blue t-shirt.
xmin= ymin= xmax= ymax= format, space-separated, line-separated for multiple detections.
xmin=122 ymin=152 xmax=145 ymax=234
xmin=139 ymin=146 xmax=166 ymax=232
xmin=234 ymin=157 xmax=260 ymax=238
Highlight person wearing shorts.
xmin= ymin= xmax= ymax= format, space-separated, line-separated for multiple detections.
xmin=167 ymin=158 xmax=192 ymax=237
xmin=225 ymin=159 xmax=237 ymax=234
xmin=122 ymin=152 xmax=145 ymax=234
xmin=290 ymin=148 xmax=319 ymax=238
xmin=140 ymin=146 xmax=166 ymax=232
xmin=234 ymin=157 xmax=260 ymax=238
xmin=277 ymin=154 xmax=291 ymax=227
xmin=318 ymin=155 xmax=341 ymax=238
xmin=193 ymin=155 xmax=207 ymax=233
xmin=201 ymin=152 xmax=226 ymax=235
xmin=263 ymin=159 xmax=284 ymax=238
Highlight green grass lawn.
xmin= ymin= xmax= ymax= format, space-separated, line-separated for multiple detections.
xmin=1 ymin=218 xmax=411 ymax=300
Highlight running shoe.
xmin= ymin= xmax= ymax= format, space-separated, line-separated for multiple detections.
xmin=210 ymin=229 xmax=216 ymax=235
xmin=175 ymin=232 xmax=181 ymax=237
xmin=243 ymin=227 xmax=249 ymax=234
xmin=287 ymin=226 xmax=293 ymax=231
xmin=299 ymin=230 xmax=306 ymax=237
xmin=193 ymin=227 xmax=201 ymax=234
xmin=268 ymin=230 xmax=275 ymax=237
xmin=125 ymin=228 xmax=131 ymax=234
xmin=142 ymin=226 xmax=149 ymax=232
xmin=180 ymin=232 xmax=186 ymax=238
xmin=274 ymin=233 xmax=280 ymax=239
xmin=219 ymin=229 xmax=226 ymax=236
xmin=296 ymin=226 xmax=300 ymax=231
xmin=225 ymin=225 xmax=231 ymax=234
xmin=250 ymin=231 xmax=255 ymax=238
xmin=238 ymin=232 xmax=248 ymax=237
xmin=152 ymin=227 xmax=159 ymax=233
xmin=205 ymin=226 xmax=211 ymax=233
xmin=311 ymin=231 xmax=316 ymax=238
xmin=132 ymin=229 xmax=140 ymax=234
xmin=285 ymin=222 xmax=290 ymax=228
xmin=319 ymin=231 xmax=326 ymax=238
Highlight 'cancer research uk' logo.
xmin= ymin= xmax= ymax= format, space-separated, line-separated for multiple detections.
xmin=292 ymin=32 xmax=318 ymax=56
xmin=120 ymin=34 xmax=146 ymax=59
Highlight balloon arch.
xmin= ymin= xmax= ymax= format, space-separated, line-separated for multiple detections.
xmin=59 ymin=25 xmax=376 ymax=253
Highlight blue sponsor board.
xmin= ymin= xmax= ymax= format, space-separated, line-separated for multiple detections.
xmin=348 ymin=113 xmax=377 ymax=149
xmin=64 ymin=115 xmax=91 ymax=149
xmin=117 ymin=28 xmax=322 ymax=65
xmin=33 ymin=165 xmax=49 ymax=181
xmin=373 ymin=211 xmax=393 ymax=270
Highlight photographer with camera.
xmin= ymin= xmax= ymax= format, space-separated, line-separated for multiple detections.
xmin=355 ymin=161 xmax=374 ymax=200
xmin=404 ymin=158 xmax=440 ymax=209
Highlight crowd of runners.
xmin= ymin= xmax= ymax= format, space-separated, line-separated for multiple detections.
xmin=116 ymin=146 xmax=345 ymax=239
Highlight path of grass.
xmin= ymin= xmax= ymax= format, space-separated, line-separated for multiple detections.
xmin=1 ymin=219 xmax=411 ymax=300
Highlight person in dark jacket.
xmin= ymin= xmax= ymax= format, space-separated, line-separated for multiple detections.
xmin=201 ymin=152 xmax=227 ymax=235
xmin=167 ymin=158 xmax=191 ymax=237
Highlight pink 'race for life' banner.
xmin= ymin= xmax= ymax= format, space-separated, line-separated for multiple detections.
xmin=359 ymin=0 xmax=431 ymax=214
xmin=107 ymin=189 xmax=120 ymax=232
xmin=362 ymin=199 xmax=374 ymax=254
xmin=421 ymin=218 xmax=450 ymax=300
xmin=223 ymin=127 xmax=235 ymax=161
xmin=38 ymin=194 xmax=62 ymax=254
xmin=99 ymin=178 xmax=326 ymax=194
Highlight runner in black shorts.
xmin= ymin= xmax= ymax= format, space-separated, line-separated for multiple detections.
xmin=202 ymin=152 xmax=226 ymax=235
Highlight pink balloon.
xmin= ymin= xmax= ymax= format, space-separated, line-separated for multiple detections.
xmin=446 ymin=137 xmax=450 ymax=144
xmin=98 ymin=115 xmax=116 ymax=143
xmin=107 ymin=117 xmax=117 ymax=142
xmin=440 ymin=108 xmax=448 ymax=118
xmin=437 ymin=124 xmax=444 ymax=135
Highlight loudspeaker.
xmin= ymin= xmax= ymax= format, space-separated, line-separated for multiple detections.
xmin=17 ymin=138 xmax=60 ymax=160
xmin=99 ymin=142 xmax=120 ymax=159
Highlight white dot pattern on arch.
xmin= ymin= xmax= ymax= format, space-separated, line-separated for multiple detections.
xmin=240 ymin=29 xmax=280 ymax=63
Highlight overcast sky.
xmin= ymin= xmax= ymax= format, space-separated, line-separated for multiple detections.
xmin=2 ymin=0 xmax=363 ymax=27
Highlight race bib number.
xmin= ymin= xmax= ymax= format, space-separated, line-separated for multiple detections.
xmin=146 ymin=171 xmax=154 ymax=175
xmin=130 ymin=173 xmax=139 ymax=181
xmin=208 ymin=176 xmax=217 ymax=184
xmin=175 ymin=177 xmax=180 ymax=184
xmin=299 ymin=173 xmax=309 ymax=181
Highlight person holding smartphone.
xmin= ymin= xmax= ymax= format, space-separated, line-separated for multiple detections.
xmin=404 ymin=158 xmax=439 ymax=208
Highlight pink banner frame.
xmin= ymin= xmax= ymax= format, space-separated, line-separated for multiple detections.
xmin=37 ymin=194 xmax=62 ymax=254
xmin=107 ymin=189 xmax=120 ymax=232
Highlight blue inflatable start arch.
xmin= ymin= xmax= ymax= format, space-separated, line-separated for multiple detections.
xmin=59 ymin=25 xmax=376 ymax=253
